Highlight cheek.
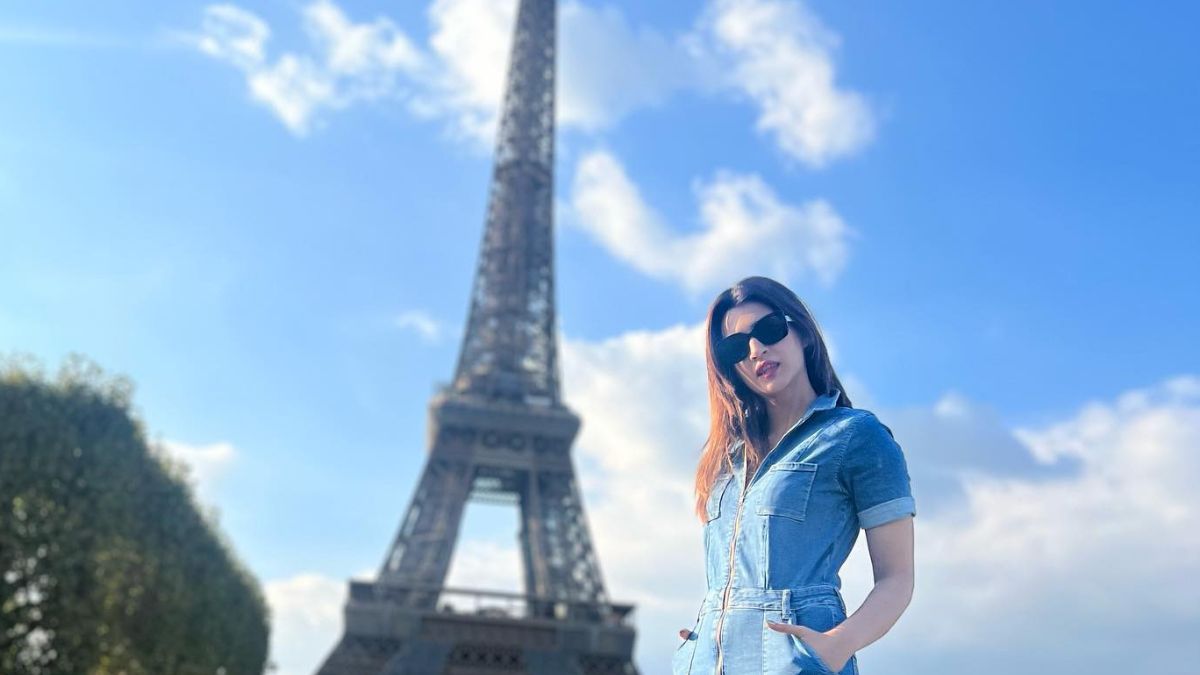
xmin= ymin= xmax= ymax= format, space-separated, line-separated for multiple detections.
xmin=780 ymin=344 xmax=805 ymax=372
xmin=772 ymin=356 xmax=799 ymax=384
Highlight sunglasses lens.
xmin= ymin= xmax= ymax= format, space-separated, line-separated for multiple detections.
xmin=755 ymin=313 xmax=788 ymax=345
xmin=716 ymin=335 xmax=749 ymax=366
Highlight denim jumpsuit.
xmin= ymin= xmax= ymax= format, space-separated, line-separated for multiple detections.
xmin=672 ymin=389 xmax=917 ymax=675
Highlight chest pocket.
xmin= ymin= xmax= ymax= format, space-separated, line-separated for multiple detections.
xmin=755 ymin=461 xmax=819 ymax=523
xmin=706 ymin=474 xmax=734 ymax=523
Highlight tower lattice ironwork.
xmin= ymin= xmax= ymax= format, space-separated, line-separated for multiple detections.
xmin=313 ymin=1 xmax=639 ymax=673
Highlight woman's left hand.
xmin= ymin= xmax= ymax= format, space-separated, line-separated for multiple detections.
xmin=766 ymin=620 xmax=850 ymax=673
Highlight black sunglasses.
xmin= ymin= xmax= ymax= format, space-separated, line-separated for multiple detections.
xmin=715 ymin=310 xmax=796 ymax=368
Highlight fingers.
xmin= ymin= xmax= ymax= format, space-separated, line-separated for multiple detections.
xmin=678 ymin=628 xmax=693 ymax=640
xmin=765 ymin=620 xmax=801 ymax=635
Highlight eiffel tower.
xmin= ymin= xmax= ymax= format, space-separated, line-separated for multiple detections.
xmin=313 ymin=1 xmax=639 ymax=673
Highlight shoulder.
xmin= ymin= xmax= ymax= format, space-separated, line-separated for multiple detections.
xmin=832 ymin=408 xmax=901 ymax=466
xmin=818 ymin=406 xmax=882 ymax=441
xmin=839 ymin=408 xmax=894 ymax=440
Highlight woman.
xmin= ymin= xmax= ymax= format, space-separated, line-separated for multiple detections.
xmin=672 ymin=276 xmax=917 ymax=675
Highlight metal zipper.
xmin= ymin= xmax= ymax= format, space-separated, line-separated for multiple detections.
xmin=712 ymin=400 xmax=830 ymax=673
xmin=713 ymin=466 xmax=749 ymax=674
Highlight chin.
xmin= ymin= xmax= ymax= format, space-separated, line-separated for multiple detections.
xmin=760 ymin=369 xmax=791 ymax=393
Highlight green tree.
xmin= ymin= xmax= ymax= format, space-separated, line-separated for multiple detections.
xmin=0 ymin=353 xmax=270 ymax=675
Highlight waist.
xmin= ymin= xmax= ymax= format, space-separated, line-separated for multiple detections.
xmin=701 ymin=584 xmax=840 ymax=612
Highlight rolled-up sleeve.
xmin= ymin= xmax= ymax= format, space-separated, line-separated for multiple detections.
xmin=837 ymin=411 xmax=917 ymax=529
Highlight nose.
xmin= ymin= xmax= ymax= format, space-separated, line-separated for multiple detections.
xmin=748 ymin=337 xmax=769 ymax=361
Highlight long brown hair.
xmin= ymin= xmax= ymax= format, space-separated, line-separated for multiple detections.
xmin=693 ymin=276 xmax=853 ymax=521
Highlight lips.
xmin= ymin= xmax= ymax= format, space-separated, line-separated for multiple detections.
xmin=756 ymin=361 xmax=779 ymax=377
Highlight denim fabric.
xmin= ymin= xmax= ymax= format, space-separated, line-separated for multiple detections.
xmin=672 ymin=389 xmax=916 ymax=674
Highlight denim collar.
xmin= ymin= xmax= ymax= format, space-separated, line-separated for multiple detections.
xmin=728 ymin=388 xmax=843 ymax=456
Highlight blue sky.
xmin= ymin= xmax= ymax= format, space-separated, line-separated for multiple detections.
xmin=2 ymin=1 xmax=1198 ymax=674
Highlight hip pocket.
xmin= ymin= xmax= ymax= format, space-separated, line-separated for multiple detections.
xmin=789 ymin=632 xmax=836 ymax=674
xmin=788 ymin=601 xmax=842 ymax=674
xmin=671 ymin=614 xmax=701 ymax=674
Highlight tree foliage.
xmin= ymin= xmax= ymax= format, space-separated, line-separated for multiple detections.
xmin=0 ymin=353 xmax=270 ymax=675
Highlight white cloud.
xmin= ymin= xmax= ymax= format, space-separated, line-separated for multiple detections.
xmin=560 ymin=2 xmax=708 ymax=130
xmin=932 ymin=389 xmax=972 ymax=419
xmin=184 ymin=1 xmax=424 ymax=135
xmin=393 ymin=308 xmax=444 ymax=343
xmin=694 ymin=0 xmax=876 ymax=167
xmin=156 ymin=439 xmax=236 ymax=507
xmin=264 ymin=573 xmax=346 ymax=675
xmin=194 ymin=4 xmax=269 ymax=70
xmin=365 ymin=0 xmax=704 ymax=145
xmin=261 ymin=542 xmax=521 ymax=675
xmin=411 ymin=0 xmax=515 ymax=143
xmin=182 ymin=0 xmax=875 ymax=167
xmin=569 ymin=149 xmax=853 ymax=296
xmin=557 ymin=321 xmax=721 ymax=671
xmin=245 ymin=54 xmax=337 ymax=134
xmin=183 ymin=0 xmax=695 ymax=143
xmin=440 ymin=0 xmax=876 ymax=162
xmin=305 ymin=0 xmax=423 ymax=77
xmin=443 ymin=538 xmax=523 ymax=594
xmin=888 ymin=377 xmax=1200 ymax=672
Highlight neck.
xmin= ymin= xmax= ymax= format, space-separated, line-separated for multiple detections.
xmin=766 ymin=380 xmax=819 ymax=444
